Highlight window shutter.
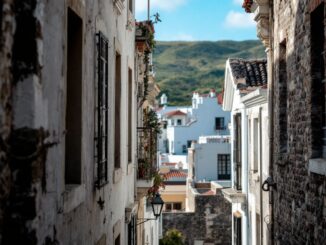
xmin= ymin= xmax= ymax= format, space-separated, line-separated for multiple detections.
xmin=96 ymin=32 xmax=109 ymax=188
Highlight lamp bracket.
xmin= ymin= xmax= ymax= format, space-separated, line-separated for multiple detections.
xmin=136 ymin=217 xmax=157 ymax=226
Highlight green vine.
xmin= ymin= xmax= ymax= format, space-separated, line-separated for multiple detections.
xmin=143 ymin=51 xmax=150 ymax=101
xmin=145 ymin=108 xmax=161 ymax=135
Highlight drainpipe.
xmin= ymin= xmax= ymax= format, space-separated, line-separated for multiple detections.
xmin=241 ymin=105 xmax=248 ymax=245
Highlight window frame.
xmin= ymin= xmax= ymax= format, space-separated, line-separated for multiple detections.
xmin=215 ymin=117 xmax=225 ymax=130
xmin=217 ymin=154 xmax=231 ymax=180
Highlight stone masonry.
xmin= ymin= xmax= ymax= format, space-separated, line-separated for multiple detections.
xmin=270 ymin=0 xmax=326 ymax=244
xmin=162 ymin=188 xmax=231 ymax=245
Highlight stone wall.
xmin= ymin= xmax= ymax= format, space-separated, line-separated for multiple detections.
xmin=162 ymin=189 xmax=231 ymax=245
xmin=271 ymin=0 xmax=326 ymax=243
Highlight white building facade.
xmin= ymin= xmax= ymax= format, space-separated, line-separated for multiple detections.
xmin=188 ymin=135 xmax=232 ymax=186
xmin=222 ymin=58 xmax=270 ymax=245
xmin=157 ymin=91 xmax=231 ymax=169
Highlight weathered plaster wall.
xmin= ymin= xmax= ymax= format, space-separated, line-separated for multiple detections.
xmin=0 ymin=0 xmax=137 ymax=244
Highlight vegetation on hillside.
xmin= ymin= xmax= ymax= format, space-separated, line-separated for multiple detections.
xmin=153 ymin=40 xmax=266 ymax=106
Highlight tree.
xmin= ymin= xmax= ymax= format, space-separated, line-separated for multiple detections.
xmin=159 ymin=229 xmax=185 ymax=245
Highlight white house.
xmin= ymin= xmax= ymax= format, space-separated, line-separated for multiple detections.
xmin=157 ymin=90 xmax=231 ymax=168
xmin=188 ymin=135 xmax=232 ymax=187
xmin=222 ymin=58 xmax=269 ymax=245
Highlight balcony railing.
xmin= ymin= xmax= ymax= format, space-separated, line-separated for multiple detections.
xmin=198 ymin=135 xmax=231 ymax=144
xmin=137 ymin=127 xmax=157 ymax=180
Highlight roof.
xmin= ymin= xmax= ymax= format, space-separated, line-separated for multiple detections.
xmin=163 ymin=170 xmax=188 ymax=181
xmin=228 ymin=58 xmax=267 ymax=92
xmin=165 ymin=110 xmax=187 ymax=117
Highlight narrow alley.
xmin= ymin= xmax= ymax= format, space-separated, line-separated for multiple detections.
xmin=0 ymin=0 xmax=325 ymax=245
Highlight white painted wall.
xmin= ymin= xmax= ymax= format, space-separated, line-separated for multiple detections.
xmin=192 ymin=140 xmax=231 ymax=183
xmin=143 ymin=199 xmax=160 ymax=245
xmin=223 ymin=60 xmax=270 ymax=245
xmin=158 ymin=94 xmax=231 ymax=155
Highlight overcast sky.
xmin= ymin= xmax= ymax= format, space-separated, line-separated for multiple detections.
xmin=135 ymin=0 xmax=257 ymax=41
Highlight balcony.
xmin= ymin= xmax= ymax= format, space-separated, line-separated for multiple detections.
xmin=198 ymin=135 xmax=231 ymax=144
xmin=135 ymin=21 xmax=155 ymax=52
xmin=136 ymin=126 xmax=158 ymax=197
xmin=221 ymin=188 xmax=246 ymax=203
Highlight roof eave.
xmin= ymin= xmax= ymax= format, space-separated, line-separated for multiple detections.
xmin=223 ymin=59 xmax=236 ymax=111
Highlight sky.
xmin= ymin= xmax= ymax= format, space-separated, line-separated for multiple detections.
xmin=135 ymin=0 xmax=257 ymax=41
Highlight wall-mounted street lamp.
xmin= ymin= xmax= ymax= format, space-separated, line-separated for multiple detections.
xmin=137 ymin=193 xmax=164 ymax=225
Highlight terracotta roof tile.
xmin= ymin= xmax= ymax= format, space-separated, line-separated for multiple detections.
xmin=165 ymin=110 xmax=186 ymax=117
xmin=163 ymin=170 xmax=188 ymax=181
xmin=229 ymin=58 xmax=267 ymax=92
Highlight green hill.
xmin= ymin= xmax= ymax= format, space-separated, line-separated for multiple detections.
xmin=153 ymin=40 xmax=266 ymax=106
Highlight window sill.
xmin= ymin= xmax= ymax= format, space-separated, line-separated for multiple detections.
xmin=114 ymin=167 xmax=122 ymax=183
xmin=221 ymin=188 xmax=246 ymax=204
xmin=63 ymin=184 xmax=86 ymax=213
xmin=309 ymin=158 xmax=326 ymax=176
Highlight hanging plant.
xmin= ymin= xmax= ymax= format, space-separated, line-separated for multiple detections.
xmin=147 ymin=171 xmax=166 ymax=198
xmin=242 ymin=0 xmax=254 ymax=13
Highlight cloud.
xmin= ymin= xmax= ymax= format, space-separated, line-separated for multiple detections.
xmin=136 ymin=0 xmax=187 ymax=14
xmin=224 ymin=11 xmax=255 ymax=28
xmin=173 ymin=33 xmax=195 ymax=41
xmin=233 ymin=0 xmax=244 ymax=5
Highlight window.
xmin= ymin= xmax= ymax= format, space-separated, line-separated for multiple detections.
xmin=278 ymin=40 xmax=288 ymax=154
xmin=65 ymin=8 xmax=82 ymax=185
xmin=218 ymin=154 xmax=231 ymax=180
xmin=115 ymin=235 xmax=120 ymax=245
xmin=171 ymin=119 xmax=174 ymax=126
xmin=182 ymin=145 xmax=187 ymax=153
xmin=173 ymin=203 xmax=182 ymax=210
xmin=165 ymin=140 xmax=169 ymax=153
xmin=234 ymin=114 xmax=242 ymax=190
xmin=252 ymin=118 xmax=259 ymax=172
xmin=114 ymin=52 xmax=121 ymax=168
xmin=164 ymin=202 xmax=182 ymax=211
xmin=234 ymin=216 xmax=242 ymax=245
xmin=177 ymin=119 xmax=182 ymax=125
xmin=128 ymin=0 xmax=133 ymax=13
xmin=215 ymin=117 xmax=225 ymax=130
xmin=95 ymin=32 xmax=109 ymax=187
xmin=187 ymin=140 xmax=193 ymax=148
xmin=128 ymin=216 xmax=136 ymax=245
xmin=165 ymin=203 xmax=172 ymax=211
xmin=311 ymin=3 xmax=325 ymax=158
xmin=128 ymin=68 xmax=133 ymax=163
